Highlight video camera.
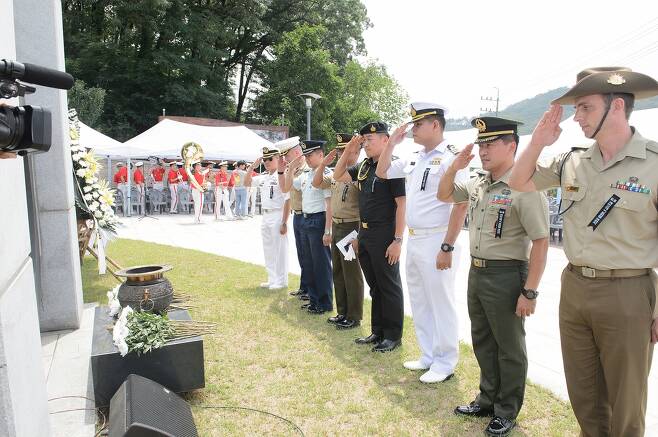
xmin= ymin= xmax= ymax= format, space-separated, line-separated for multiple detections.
xmin=0 ymin=59 xmax=74 ymax=155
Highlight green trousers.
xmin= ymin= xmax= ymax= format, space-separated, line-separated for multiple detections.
xmin=468 ymin=262 xmax=528 ymax=420
xmin=331 ymin=221 xmax=364 ymax=321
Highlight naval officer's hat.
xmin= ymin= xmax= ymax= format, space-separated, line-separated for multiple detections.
xmin=301 ymin=140 xmax=326 ymax=155
xmin=275 ymin=136 xmax=301 ymax=156
xmin=471 ymin=117 xmax=523 ymax=144
xmin=135 ymin=161 xmax=144 ymax=167
xmin=552 ymin=67 xmax=658 ymax=105
xmin=359 ymin=121 xmax=389 ymax=136
xmin=409 ymin=102 xmax=449 ymax=123
xmin=335 ymin=133 xmax=354 ymax=149
xmin=261 ymin=147 xmax=280 ymax=159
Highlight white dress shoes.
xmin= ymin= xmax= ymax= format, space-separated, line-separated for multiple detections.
xmin=419 ymin=369 xmax=454 ymax=384
xmin=403 ymin=360 xmax=430 ymax=371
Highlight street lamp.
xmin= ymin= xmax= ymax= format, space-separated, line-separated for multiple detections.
xmin=297 ymin=93 xmax=321 ymax=140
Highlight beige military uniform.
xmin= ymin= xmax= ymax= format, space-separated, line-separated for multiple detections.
xmin=533 ymin=129 xmax=658 ymax=269
xmin=331 ymin=179 xmax=360 ymax=220
xmin=452 ymin=168 xmax=548 ymax=420
xmin=289 ymin=164 xmax=306 ymax=213
xmin=532 ymin=128 xmax=657 ymax=437
xmin=329 ymin=176 xmax=363 ymax=321
xmin=453 ymin=170 xmax=549 ymax=260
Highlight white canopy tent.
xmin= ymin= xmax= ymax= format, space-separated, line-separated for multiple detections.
xmin=122 ymin=118 xmax=272 ymax=160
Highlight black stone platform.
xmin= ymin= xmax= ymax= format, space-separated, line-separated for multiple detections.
xmin=91 ymin=307 xmax=205 ymax=406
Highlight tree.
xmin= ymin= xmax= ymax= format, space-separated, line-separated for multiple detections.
xmin=61 ymin=0 xmax=372 ymax=140
xmin=67 ymin=80 xmax=106 ymax=127
xmin=251 ymin=25 xmax=408 ymax=146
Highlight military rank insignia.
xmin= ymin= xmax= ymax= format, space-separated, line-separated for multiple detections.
xmin=490 ymin=194 xmax=512 ymax=206
xmin=610 ymin=177 xmax=651 ymax=194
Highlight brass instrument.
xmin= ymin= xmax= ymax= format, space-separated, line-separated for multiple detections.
xmin=181 ymin=142 xmax=206 ymax=192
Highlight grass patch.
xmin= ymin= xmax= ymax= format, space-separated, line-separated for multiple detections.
xmin=82 ymin=239 xmax=578 ymax=436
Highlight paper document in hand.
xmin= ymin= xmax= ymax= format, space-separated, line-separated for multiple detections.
xmin=337 ymin=230 xmax=359 ymax=261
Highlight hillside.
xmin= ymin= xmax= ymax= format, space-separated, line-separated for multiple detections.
xmin=446 ymin=88 xmax=658 ymax=135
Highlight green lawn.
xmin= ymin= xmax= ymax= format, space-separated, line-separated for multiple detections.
xmin=82 ymin=239 xmax=578 ymax=436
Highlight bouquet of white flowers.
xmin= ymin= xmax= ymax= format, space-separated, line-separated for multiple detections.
xmin=69 ymin=109 xmax=119 ymax=234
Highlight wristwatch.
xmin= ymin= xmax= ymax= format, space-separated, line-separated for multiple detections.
xmin=394 ymin=236 xmax=403 ymax=244
xmin=277 ymin=171 xmax=284 ymax=175
xmin=324 ymin=230 xmax=331 ymax=236
xmin=521 ymin=288 xmax=539 ymax=299
xmin=440 ymin=243 xmax=454 ymax=253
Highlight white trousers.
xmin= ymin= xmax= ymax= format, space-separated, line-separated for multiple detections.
xmin=192 ymin=189 xmax=204 ymax=222
xmin=261 ymin=210 xmax=288 ymax=287
xmin=169 ymin=183 xmax=178 ymax=212
xmin=248 ymin=187 xmax=256 ymax=215
xmin=214 ymin=187 xmax=234 ymax=219
xmin=406 ymin=231 xmax=460 ymax=374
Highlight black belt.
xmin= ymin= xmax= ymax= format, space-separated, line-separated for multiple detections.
xmin=292 ymin=210 xmax=303 ymax=215
xmin=303 ymin=211 xmax=325 ymax=218
xmin=360 ymin=221 xmax=392 ymax=229
xmin=471 ymin=257 xmax=526 ymax=268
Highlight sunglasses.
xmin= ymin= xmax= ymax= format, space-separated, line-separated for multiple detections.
xmin=263 ymin=157 xmax=274 ymax=162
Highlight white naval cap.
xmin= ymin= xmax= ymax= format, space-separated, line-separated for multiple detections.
xmin=135 ymin=161 xmax=144 ymax=167
xmin=275 ymin=136 xmax=301 ymax=155
xmin=409 ymin=102 xmax=449 ymax=123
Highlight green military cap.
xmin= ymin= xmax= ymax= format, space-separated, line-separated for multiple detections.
xmin=262 ymin=146 xmax=280 ymax=159
xmin=552 ymin=67 xmax=658 ymax=105
xmin=335 ymin=133 xmax=354 ymax=149
xmin=300 ymin=140 xmax=326 ymax=155
xmin=359 ymin=121 xmax=389 ymax=135
xmin=471 ymin=116 xmax=523 ymax=143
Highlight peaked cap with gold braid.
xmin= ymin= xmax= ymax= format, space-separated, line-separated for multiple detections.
xmin=471 ymin=116 xmax=523 ymax=144
xmin=408 ymin=102 xmax=449 ymax=123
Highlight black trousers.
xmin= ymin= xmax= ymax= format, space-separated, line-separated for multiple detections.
xmin=358 ymin=224 xmax=404 ymax=341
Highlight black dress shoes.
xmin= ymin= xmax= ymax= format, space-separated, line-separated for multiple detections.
xmin=300 ymin=303 xmax=311 ymax=309
xmin=372 ymin=338 xmax=401 ymax=352
xmin=485 ymin=416 xmax=515 ymax=436
xmin=307 ymin=306 xmax=327 ymax=315
xmin=289 ymin=289 xmax=305 ymax=296
xmin=298 ymin=294 xmax=310 ymax=301
xmin=354 ymin=333 xmax=381 ymax=344
xmin=454 ymin=401 xmax=494 ymax=418
xmin=336 ymin=319 xmax=360 ymax=330
xmin=327 ymin=314 xmax=346 ymax=324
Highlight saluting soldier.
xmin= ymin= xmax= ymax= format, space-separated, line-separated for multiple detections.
xmin=376 ymin=102 xmax=469 ymax=383
xmin=333 ymin=122 xmax=406 ymax=353
xmin=244 ymin=146 xmax=290 ymax=290
xmin=278 ymin=137 xmax=311 ymax=301
xmin=313 ymin=133 xmax=364 ymax=329
xmin=283 ymin=140 xmax=334 ymax=314
xmin=438 ymin=117 xmax=549 ymax=437
xmin=510 ymin=67 xmax=658 ymax=437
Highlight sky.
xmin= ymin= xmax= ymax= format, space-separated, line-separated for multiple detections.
xmin=360 ymin=0 xmax=658 ymax=118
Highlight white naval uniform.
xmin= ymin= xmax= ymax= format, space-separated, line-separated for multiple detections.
xmin=387 ymin=140 xmax=468 ymax=374
xmin=253 ymin=171 xmax=289 ymax=288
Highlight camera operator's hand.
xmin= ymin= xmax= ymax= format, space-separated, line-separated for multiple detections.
xmin=0 ymin=152 xmax=17 ymax=159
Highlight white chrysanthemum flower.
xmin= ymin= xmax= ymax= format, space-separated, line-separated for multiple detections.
xmin=84 ymin=194 xmax=93 ymax=201
xmin=76 ymin=169 xmax=87 ymax=177
xmin=83 ymin=186 xmax=92 ymax=193
xmin=94 ymin=211 xmax=103 ymax=218
xmin=92 ymin=192 xmax=100 ymax=199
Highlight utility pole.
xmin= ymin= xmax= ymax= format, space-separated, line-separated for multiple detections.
xmin=480 ymin=87 xmax=500 ymax=115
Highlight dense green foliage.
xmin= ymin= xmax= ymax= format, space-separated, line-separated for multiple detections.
xmin=62 ymin=0 xmax=407 ymax=142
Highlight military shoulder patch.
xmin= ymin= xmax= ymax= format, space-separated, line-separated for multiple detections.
xmin=446 ymin=145 xmax=459 ymax=155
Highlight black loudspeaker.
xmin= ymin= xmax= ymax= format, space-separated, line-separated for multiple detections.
xmin=109 ymin=374 xmax=199 ymax=437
